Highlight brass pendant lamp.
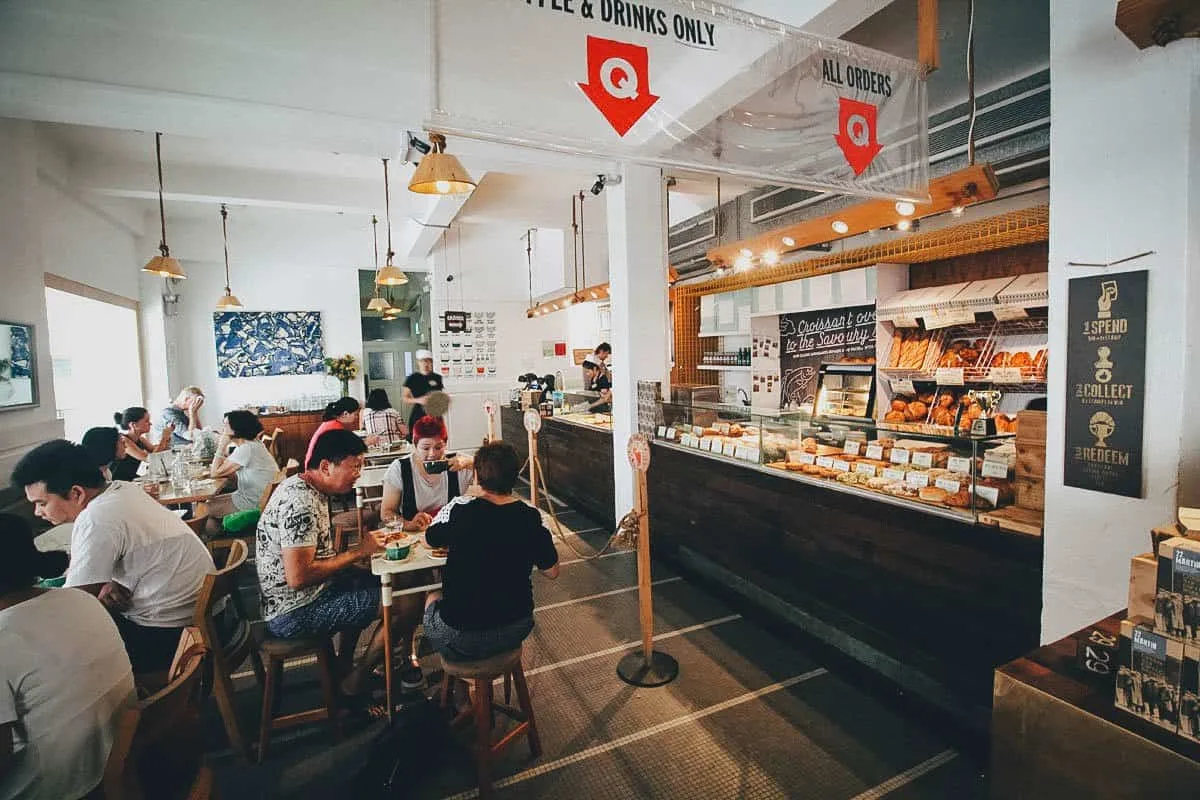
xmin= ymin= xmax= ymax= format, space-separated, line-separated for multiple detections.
xmin=375 ymin=158 xmax=409 ymax=286
xmin=408 ymin=132 xmax=476 ymax=195
xmin=142 ymin=132 xmax=186 ymax=279
xmin=214 ymin=204 xmax=244 ymax=310
xmin=365 ymin=214 xmax=392 ymax=311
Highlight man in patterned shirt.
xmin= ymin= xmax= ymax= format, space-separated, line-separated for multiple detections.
xmin=256 ymin=429 xmax=386 ymax=695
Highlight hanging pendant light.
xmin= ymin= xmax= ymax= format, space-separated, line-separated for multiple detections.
xmin=214 ymin=204 xmax=244 ymax=310
xmin=408 ymin=132 xmax=476 ymax=195
xmin=365 ymin=214 xmax=393 ymax=312
xmin=142 ymin=132 xmax=186 ymax=279
xmin=376 ymin=158 xmax=409 ymax=286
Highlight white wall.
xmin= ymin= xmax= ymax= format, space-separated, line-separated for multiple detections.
xmin=429 ymin=221 xmax=574 ymax=450
xmin=1043 ymin=2 xmax=1200 ymax=642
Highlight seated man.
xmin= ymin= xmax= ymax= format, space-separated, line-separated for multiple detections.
xmin=12 ymin=440 xmax=215 ymax=674
xmin=255 ymin=429 xmax=386 ymax=695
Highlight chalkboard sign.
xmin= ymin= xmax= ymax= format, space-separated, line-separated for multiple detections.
xmin=1064 ymin=270 xmax=1147 ymax=498
xmin=779 ymin=304 xmax=876 ymax=408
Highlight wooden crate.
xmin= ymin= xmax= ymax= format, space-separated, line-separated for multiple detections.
xmin=979 ymin=506 xmax=1043 ymax=536
xmin=1015 ymin=474 xmax=1045 ymax=511
xmin=1016 ymin=409 xmax=1046 ymax=443
xmin=1127 ymin=551 xmax=1156 ymax=625
xmin=1014 ymin=410 xmax=1046 ymax=513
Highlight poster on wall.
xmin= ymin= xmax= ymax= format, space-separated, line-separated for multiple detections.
xmin=437 ymin=310 xmax=497 ymax=380
xmin=1064 ymin=270 xmax=1148 ymax=498
xmin=779 ymin=304 xmax=875 ymax=409
xmin=213 ymin=311 xmax=324 ymax=378
xmin=750 ymin=314 xmax=781 ymax=411
xmin=0 ymin=321 xmax=38 ymax=410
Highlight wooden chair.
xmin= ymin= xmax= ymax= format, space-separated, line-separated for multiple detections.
xmin=255 ymin=632 xmax=341 ymax=763
xmin=283 ymin=457 xmax=300 ymax=477
xmin=206 ymin=468 xmax=286 ymax=561
xmin=193 ymin=539 xmax=262 ymax=761
xmin=101 ymin=627 xmax=212 ymax=800
xmin=260 ymin=427 xmax=284 ymax=461
xmin=184 ymin=503 xmax=209 ymax=538
xmin=439 ymin=646 xmax=541 ymax=799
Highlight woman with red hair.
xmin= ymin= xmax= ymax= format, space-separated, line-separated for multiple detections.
xmin=379 ymin=415 xmax=473 ymax=667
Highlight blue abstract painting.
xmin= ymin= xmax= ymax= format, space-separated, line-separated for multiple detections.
xmin=7 ymin=325 xmax=31 ymax=378
xmin=213 ymin=311 xmax=325 ymax=378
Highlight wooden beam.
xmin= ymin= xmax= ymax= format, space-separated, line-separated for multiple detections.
xmin=1115 ymin=0 xmax=1200 ymax=49
xmin=918 ymin=0 xmax=940 ymax=73
xmin=706 ymin=164 xmax=999 ymax=267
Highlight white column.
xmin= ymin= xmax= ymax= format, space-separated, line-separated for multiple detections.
xmin=1043 ymin=1 xmax=1200 ymax=642
xmin=606 ymin=164 xmax=669 ymax=517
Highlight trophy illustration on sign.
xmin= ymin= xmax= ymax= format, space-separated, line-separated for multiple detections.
xmin=1097 ymin=280 xmax=1119 ymax=319
xmin=1090 ymin=411 xmax=1116 ymax=448
xmin=1094 ymin=347 xmax=1114 ymax=384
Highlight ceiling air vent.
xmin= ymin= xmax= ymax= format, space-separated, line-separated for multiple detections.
xmin=668 ymin=214 xmax=716 ymax=254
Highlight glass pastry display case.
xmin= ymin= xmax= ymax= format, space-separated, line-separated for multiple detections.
xmin=812 ymin=363 xmax=876 ymax=421
xmin=554 ymin=391 xmax=612 ymax=430
xmin=653 ymin=399 xmax=1016 ymax=524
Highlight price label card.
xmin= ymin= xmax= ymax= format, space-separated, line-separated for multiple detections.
xmin=797 ymin=453 xmax=816 ymax=466
xmin=738 ymin=446 xmax=760 ymax=463
xmin=948 ymin=456 xmax=973 ymax=474
xmin=989 ymin=367 xmax=1024 ymax=384
xmin=723 ymin=441 xmax=738 ymax=457
xmin=993 ymin=305 xmax=1029 ymax=321
xmin=906 ymin=471 xmax=931 ymax=489
xmin=883 ymin=468 xmax=906 ymax=482
xmin=678 ymin=434 xmax=690 ymax=447
xmin=935 ymin=367 xmax=965 ymax=386
xmin=690 ymin=436 xmax=704 ymax=450
xmin=666 ymin=427 xmax=677 ymax=440
xmin=865 ymin=445 xmax=884 ymax=460
xmin=891 ymin=314 xmax=920 ymax=328
xmin=704 ymin=438 xmax=719 ymax=452
xmin=891 ymin=448 xmax=911 ymax=465
xmin=975 ymin=485 xmax=1001 ymax=506
xmin=936 ymin=478 xmax=962 ymax=494
xmin=890 ymin=378 xmax=916 ymax=395
xmin=843 ymin=441 xmax=861 ymax=456
xmin=816 ymin=456 xmax=834 ymax=469
xmin=911 ymin=451 xmax=934 ymax=469
xmin=982 ymin=460 xmax=1010 ymax=479
xmin=656 ymin=426 xmax=667 ymax=438
xmin=715 ymin=423 xmax=731 ymax=434
xmin=692 ymin=425 xmax=705 ymax=436
xmin=855 ymin=463 xmax=877 ymax=477
xmin=832 ymin=459 xmax=851 ymax=473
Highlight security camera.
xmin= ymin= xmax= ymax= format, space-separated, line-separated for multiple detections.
xmin=590 ymin=176 xmax=606 ymax=196
xmin=446 ymin=274 xmax=454 ymax=282
xmin=403 ymin=131 xmax=432 ymax=165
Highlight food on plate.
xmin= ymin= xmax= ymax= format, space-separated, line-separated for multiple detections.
xmin=884 ymin=410 xmax=906 ymax=423
xmin=891 ymin=398 xmax=909 ymax=413
xmin=946 ymin=488 xmax=973 ymax=508
xmin=938 ymin=392 xmax=955 ymax=409
xmin=932 ymin=408 xmax=956 ymax=427
xmin=785 ymin=462 xmax=805 ymax=472
xmin=990 ymin=352 xmax=1009 ymax=368
xmin=904 ymin=401 xmax=928 ymax=421
xmin=938 ymin=350 xmax=963 ymax=368
xmin=919 ymin=486 xmax=950 ymax=504
xmin=918 ymin=392 xmax=935 ymax=405
xmin=728 ymin=424 xmax=744 ymax=436
xmin=801 ymin=464 xmax=823 ymax=475
xmin=430 ymin=546 xmax=449 ymax=559
xmin=801 ymin=437 xmax=819 ymax=452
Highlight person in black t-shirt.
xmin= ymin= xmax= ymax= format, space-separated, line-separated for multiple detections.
xmin=422 ymin=441 xmax=559 ymax=662
xmin=581 ymin=357 xmax=612 ymax=413
xmin=403 ymin=349 xmax=445 ymax=440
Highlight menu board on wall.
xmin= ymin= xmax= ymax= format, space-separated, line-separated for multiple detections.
xmin=1064 ymin=271 xmax=1147 ymax=498
xmin=779 ymin=304 xmax=876 ymax=408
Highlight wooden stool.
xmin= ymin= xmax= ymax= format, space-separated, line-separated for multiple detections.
xmin=256 ymin=634 xmax=341 ymax=763
xmin=439 ymin=647 xmax=540 ymax=799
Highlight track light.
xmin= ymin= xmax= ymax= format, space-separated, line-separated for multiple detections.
xmin=781 ymin=236 xmax=795 ymax=248
xmin=734 ymin=255 xmax=752 ymax=272
xmin=831 ymin=220 xmax=849 ymax=234
xmin=951 ymin=205 xmax=965 ymax=217
xmin=762 ymin=250 xmax=780 ymax=266
xmin=896 ymin=219 xmax=912 ymax=232
xmin=895 ymin=201 xmax=916 ymax=216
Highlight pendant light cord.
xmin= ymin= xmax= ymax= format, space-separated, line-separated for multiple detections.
xmin=383 ymin=158 xmax=395 ymax=264
xmin=156 ymin=132 xmax=169 ymax=256
xmin=220 ymin=204 xmax=232 ymax=291
xmin=966 ymin=0 xmax=977 ymax=165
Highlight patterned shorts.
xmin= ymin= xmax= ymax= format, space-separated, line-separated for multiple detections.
xmin=267 ymin=587 xmax=380 ymax=639
xmin=422 ymin=600 xmax=533 ymax=662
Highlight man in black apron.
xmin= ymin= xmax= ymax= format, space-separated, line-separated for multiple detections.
xmin=403 ymin=349 xmax=445 ymax=440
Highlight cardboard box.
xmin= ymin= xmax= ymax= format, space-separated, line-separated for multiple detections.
xmin=1155 ymin=537 xmax=1200 ymax=643
xmin=1115 ymin=619 xmax=1182 ymax=733
xmin=1128 ymin=552 xmax=1157 ymax=625
xmin=1182 ymin=644 xmax=1200 ymax=743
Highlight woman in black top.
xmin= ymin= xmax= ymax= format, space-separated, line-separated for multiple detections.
xmin=80 ymin=427 xmax=140 ymax=482
xmin=422 ymin=440 xmax=559 ymax=662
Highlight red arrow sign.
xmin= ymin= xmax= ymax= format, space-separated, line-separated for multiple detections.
xmin=578 ymin=36 xmax=660 ymax=138
xmin=834 ymin=97 xmax=882 ymax=176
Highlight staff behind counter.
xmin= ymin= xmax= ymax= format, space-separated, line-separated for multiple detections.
xmin=581 ymin=358 xmax=611 ymax=413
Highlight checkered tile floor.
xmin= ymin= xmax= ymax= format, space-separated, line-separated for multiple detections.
xmin=206 ymin=487 xmax=987 ymax=799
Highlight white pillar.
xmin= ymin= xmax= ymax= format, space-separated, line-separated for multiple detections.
xmin=1043 ymin=1 xmax=1200 ymax=642
xmin=606 ymin=164 xmax=669 ymax=517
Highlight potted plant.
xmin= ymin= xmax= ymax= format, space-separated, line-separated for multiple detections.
xmin=323 ymin=354 xmax=359 ymax=398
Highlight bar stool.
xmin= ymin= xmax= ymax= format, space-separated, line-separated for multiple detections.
xmin=439 ymin=647 xmax=540 ymax=799
xmin=256 ymin=633 xmax=341 ymax=763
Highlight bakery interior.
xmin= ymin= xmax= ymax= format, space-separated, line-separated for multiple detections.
xmin=2 ymin=0 xmax=1200 ymax=798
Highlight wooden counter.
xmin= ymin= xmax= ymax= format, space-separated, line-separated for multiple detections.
xmin=500 ymin=406 xmax=615 ymax=530
xmin=646 ymin=440 xmax=1043 ymax=723
xmin=992 ymin=612 xmax=1200 ymax=798
xmin=257 ymin=410 xmax=324 ymax=468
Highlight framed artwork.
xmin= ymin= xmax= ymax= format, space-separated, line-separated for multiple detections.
xmin=0 ymin=321 xmax=39 ymax=411
xmin=213 ymin=311 xmax=325 ymax=378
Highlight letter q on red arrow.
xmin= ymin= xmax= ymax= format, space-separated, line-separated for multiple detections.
xmin=578 ymin=36 xmax=660 ymax=138
xmin=834 ymin=97 xmax=883 ymax=176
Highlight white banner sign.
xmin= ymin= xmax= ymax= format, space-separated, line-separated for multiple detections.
xmin=430 ymin=0 xmax=929 ymax=199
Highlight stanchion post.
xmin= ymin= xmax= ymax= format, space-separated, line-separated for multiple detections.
xmin=523 ymin=409 xmax=542 ymax=509
xmin=483 ymin=398 xmax=497 ymax=443
xmin=617 ymin=433 xmax=679 ymax=687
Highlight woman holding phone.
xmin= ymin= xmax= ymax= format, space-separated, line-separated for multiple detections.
xmin=380 ymin=416 xmax=473 ymax=531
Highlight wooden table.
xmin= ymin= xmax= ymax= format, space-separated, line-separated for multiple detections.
xmin=992 ymin=611 xmax=1200 ymax=798
xmin=364 ymin=444 xmax=411 ymax=467
xmin=370 ymin=541 xmax=444 ymax=721
xmin=152 ymin=478 xmax=227 ymax=507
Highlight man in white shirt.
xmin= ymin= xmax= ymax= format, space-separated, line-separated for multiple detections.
xmin=13 ymin=440 xmax=214 ymax=673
